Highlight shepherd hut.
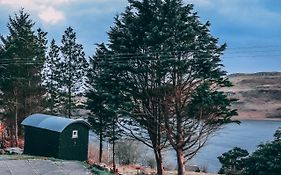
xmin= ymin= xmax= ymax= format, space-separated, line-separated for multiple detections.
xmin=21 ymin=113 xmax=90 ymax=161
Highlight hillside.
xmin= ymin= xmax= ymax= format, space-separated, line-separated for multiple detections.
xmin=223 ymin=72 xmax=281 ymax=120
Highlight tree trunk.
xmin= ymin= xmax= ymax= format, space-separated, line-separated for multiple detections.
xmin=112 ymin=121 xmax=116 ymax=173
xmin=154 ymin=147 xmax=164 ymax=175
xmin=99 ymin=131 xmax=103 ymax=163
xmin=176 ymin=148 xmax=185 ymax=175
xmin=50 ymin=85 xmax=54 ymax=114
xmin=15 ymin=97 xmax=18 ymax=147
xmin=68 ymin=86 xmax=71 ymax=118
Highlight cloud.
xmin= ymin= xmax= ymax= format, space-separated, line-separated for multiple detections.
xmin=0 ymin=0 xmax=127 ymax=25
xmin=38 ymin=7 xmax=64 ymax=25
xmin=0 ymin=0 xmax=71 ymax=25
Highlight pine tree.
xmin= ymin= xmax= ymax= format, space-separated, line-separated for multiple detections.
xmin=0 ymin=47 xmax=4 ymax=110
xmin=59 ymin=27 xmax=88 ymax=118
xmin=91 ymin=0 xmax=237 ymax=174
xmin=87 ymin=44 xmax=124 ymax=166
xmin=42 ymin=39 xmax=61 ymax=114
xmin=0 ymin=9 xmax=47 ymax=146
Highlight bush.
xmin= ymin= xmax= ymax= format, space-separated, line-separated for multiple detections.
xmin=218 ymin=130 xmax=281 ymax=175
xmin=115 ymin=140 xmax=140 ymax=165
xmin=146 ymin=158 xmax=156 ymax=169
xmin=242 ymin=140 xmax=281 ymax=175
xmin=218 ymin=147 xmax=249 ymax=175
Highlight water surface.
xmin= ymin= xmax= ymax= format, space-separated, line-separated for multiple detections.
xmin=165 ymin=120 xmax=281 ymax=173
xmin=89 ymin=120 xmax=281 ymax=173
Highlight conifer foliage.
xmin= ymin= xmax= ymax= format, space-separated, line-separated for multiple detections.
xmin=87 ymin=0 xmax=237 ymax=174
xmin=0 ymin=9 xmax=47 ymax=146
xmin=42 ymin=27 xmax=88 ymax=118
xmin=87 ymin=44 xmax=125 ymax=167
xmin=60 ymin=27 xmax=88 ymax=118
xmin=42 ymin=39 xmax=61 ymax=114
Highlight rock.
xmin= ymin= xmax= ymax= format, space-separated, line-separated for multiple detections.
xmin=4 ymin=147 xmax=23 ymax=154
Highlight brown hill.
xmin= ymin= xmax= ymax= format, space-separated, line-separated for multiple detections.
xmin=223 ymin=72 xmax=281 ymax=120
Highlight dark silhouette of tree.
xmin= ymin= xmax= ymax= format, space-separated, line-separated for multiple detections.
xmin=87 ymin=44 xmax=124 ymax=169
xmin=88 ymin=0 xmax=237 ymax=174
xmin=42 ymin=39 xmax=61 ymax=114
xmin=0 ymin=9 xmax=47 ymax=146
xmin=87 ymin=44 xmax=112 ymax=163
xmin=59 ymin=27 xmax=88 ymax=118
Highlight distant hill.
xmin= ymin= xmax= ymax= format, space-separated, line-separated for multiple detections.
xmin=223 ymin=72 xmax=281 ymax=120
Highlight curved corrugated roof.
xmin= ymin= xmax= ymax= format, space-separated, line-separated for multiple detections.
xmin=21 ymin=114 xmax=91 ymax=133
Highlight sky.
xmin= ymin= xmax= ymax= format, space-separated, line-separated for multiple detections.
xmin=1 ymin=0 xmax=281 ymax=74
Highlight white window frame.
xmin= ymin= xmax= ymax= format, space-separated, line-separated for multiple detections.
xmin=72 ymin=130 xmax=78 ymax=138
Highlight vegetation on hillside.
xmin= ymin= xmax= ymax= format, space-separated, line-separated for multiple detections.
xmin=225 ymin=72 xmax=281 ymax=120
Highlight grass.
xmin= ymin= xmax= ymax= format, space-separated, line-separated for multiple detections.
xmin=89 ymin=164 xmax=113 ymax=175
xmin=0 ymin=154 xmax=42 ymax=160
xmin=90 ymin=166 xmax=113 ymax=175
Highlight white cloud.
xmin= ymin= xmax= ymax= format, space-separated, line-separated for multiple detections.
xmin=38 ymin=7 xmax=65 ymax=25
xmin=0 ymin=0 xmax=126 ymax=25
xmin=0 ymin=0 xmax=35 ymax=8
xmin=0 ymin=0 xmax=71 ymax=25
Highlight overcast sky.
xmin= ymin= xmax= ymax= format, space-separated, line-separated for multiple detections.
xmin=1 ymin=0 xmax=281 ymax=73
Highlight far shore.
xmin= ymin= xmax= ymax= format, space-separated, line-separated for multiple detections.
xmin=233 ymin=115 xmax=281 ymax=121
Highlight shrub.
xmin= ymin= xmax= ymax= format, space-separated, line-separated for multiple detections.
xmin=115 ymin=140 xmax=140 ymax=165
xmin=146 ymin=158 xmax=156 ymax=169
xmin=218 ymin=129 xmax=281 ymax=175
xmin=218 ymin=147 xmax=249 ymax=175
xmin=242 ymin=140 xmax=281 ymax=175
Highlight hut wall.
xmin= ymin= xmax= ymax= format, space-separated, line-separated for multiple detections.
xmin=58 ymin=123 xmax=89 ymax=160
xmin=24 ymin=126 xmax=60 ymax=157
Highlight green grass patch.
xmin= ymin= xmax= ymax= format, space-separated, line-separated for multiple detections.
xmin=90 ymin=166 xmax=113 ymax=175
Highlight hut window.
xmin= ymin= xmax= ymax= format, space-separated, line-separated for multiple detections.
xmin=72 ymin=130 xmax=78 ymax=138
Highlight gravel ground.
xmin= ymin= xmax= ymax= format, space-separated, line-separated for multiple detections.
xmin=0 ymin=157 xmax=92 ymax=175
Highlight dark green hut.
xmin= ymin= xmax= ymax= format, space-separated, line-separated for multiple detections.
xmin=21 ymin=113 xmax=90 ymax=161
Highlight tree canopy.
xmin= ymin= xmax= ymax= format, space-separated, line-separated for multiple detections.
xmin=0 ymin=9 xmax=47 ymax=146
xmin=87 ymin=0 xmax=237 ymax=174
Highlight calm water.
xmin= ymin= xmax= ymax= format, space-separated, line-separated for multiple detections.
xmin=89 ymin=120 xmax=281 ymax=173
xmin=164 ymin=120 xmax=281 ymax=173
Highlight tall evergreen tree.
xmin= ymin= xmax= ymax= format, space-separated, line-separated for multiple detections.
xmin=90 ymin=0 xmax=237 ymax=174
xmin=0 ymin=46 xmax=4 ymax=110
xmin=0 ymin=9 xmax=47 ymax=146
xmin=87 ymin=44 xmax=124 ymax=166
xmin=59 ymin=27 xmax=88 ymax=118
xmin=42 ymin=39 xmax=61 ymax=114
xmin=87 ymin=44 xmax=111 ymax=163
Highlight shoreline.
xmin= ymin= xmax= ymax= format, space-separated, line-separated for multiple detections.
xmin=232 ymin=116 xmax=281 ymax=122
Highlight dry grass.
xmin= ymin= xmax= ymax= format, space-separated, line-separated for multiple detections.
xmin=88 ymin=143 xmax=111 ymax=164
xmin=223 ymin=73 xmax=281 ymax=121
xmin=116 ymin=165 xmax=218 ymax=175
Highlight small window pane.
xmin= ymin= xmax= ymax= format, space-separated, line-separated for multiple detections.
xmin=72 ymin=130 xmax=78 ymax=138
